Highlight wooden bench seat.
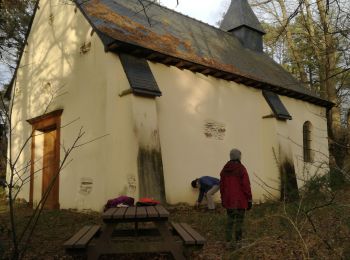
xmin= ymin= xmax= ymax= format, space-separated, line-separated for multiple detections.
xmin=64 ymin=225 xmax=101 ymax=250
xmin=171 ymin=222 xmax=206 ymax=246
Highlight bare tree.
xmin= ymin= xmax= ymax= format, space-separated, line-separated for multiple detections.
xmin=248 ymin=135 xmax=349 ymax=259
xmin=0 ymin=82 xmax=85 ymax=259
xmin=248 ymin=0 xmax=350 ymax=179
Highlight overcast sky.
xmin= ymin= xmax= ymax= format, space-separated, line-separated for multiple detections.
xmin=160 ymin=0 xmax=230 ymax=26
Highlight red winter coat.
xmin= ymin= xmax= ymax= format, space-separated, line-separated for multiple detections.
xmin=220 ymin=160 xmax=252 ymax=209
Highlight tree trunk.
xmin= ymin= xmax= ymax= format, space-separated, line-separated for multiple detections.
xmin=277 ymin=0 xmax=308 ymax=85
xmin=316 ymin=0 xmax=345 ymax=176
xmin=301 ymin=0 xmax=327 ymax=96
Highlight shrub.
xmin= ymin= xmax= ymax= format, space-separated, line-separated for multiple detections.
xmin=302 ymin=173 xmax=330 ymax=196
xmin=329 ymin=167 xmax=347 ymax=190
xmin=0 ymin=187 xmax=5 ymax=200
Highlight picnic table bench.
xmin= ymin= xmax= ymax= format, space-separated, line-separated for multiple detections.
xmin=171 ymin=222 xmax=206 ymax=246
xmin=64 ymin=205 xmax=205 ymax=260
xmin=64 ymin=225 xmax=101 ymax=250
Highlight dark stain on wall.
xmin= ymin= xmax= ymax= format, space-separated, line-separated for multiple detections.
xmin=137 ymin=148 xmax=166 ymax=203
xmin=280 ymin=158 xmax=300 ymax=202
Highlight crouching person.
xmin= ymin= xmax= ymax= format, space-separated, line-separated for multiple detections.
xmin=220 ymin=149 xmax=252 ymax=249
xmin=191 ymin=176 xmax=220 ymax=210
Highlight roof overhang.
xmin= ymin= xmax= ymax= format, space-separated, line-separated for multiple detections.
xmin=6 ymin=0 xmax=334 ymax=111
xmin=105 ymin=39 xmax=334 ymax=109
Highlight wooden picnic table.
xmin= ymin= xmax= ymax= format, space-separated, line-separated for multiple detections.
xmin=86 ymin=205 xmax=186 ymax=260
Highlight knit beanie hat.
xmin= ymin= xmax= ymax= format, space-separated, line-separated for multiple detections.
xmin=230 ymin=149 xmax=241 ymax=161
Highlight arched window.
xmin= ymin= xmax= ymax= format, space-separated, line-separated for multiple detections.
xmin=303 ymin=121 xmax=312 ymax=162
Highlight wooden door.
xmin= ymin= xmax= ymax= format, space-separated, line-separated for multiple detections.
xmin=28 ymin=109 xmax=63 ymax=208
xmin=42 ymin=129 xmax=59 ymax=209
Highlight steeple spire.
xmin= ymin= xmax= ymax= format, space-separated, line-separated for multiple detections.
xmin=220 ymin=0 xmax=265 ymax=52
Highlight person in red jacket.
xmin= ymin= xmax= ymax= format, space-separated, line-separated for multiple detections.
xmin=220 ymin=148 xmax=252 ymax=248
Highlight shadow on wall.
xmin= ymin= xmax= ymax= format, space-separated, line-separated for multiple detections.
xmin=10 ymin=2 xmax=94 ymax=197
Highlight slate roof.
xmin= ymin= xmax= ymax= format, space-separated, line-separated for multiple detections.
xmin=220 ymin=0 xmax=265 ymax=34
xmin=6 ymin=0 xmax=332 ymax=108
xmin=75 ymin=0 xmax=333 ymax=107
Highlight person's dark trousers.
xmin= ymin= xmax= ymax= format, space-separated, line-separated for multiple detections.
xmin=226 ymin=209 xmax=245 ymax=242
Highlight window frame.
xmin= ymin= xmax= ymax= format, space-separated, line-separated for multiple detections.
xmin=303 ymin=121 xmax=313 ymax=163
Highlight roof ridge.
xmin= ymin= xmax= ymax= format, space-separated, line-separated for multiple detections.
xmin=137 ymin=0 xmax=232 ymax=35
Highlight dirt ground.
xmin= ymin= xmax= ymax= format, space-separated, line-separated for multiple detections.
xmin=1 ymin=188 xmax=350 ymax=259
xmin=0 ymin=200 xmax=228 ymax=259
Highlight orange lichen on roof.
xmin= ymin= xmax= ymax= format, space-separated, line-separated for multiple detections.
xmin=85 ymin=0 xmax=193 ymax=55
xmin=84 ymin=1 xmax=300 ymax=93
xmin=86 ymin=1 xmax=257 ymax=79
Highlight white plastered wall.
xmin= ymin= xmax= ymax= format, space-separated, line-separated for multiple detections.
xmin=9 ymin=0 xmax=139 ymax=211
xmin=281 ymin=97 xmax=330 ymax=186
xmin=150 ymin=62 xmax=329 ymax=204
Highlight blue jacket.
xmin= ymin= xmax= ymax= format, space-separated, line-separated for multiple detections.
xmin=197 ymin=176 xmax=220 ymax=203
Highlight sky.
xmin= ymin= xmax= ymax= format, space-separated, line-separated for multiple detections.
xmin=159 ymin=0 xmax=230 ymax=26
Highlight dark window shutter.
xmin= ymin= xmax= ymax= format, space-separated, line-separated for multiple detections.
xmin=262 ymin=90 xmax=292 ymax=120
xmin=119 ymin=53 xmax=162 ymax=97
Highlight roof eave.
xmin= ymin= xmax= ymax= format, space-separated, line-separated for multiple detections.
xmin=105 ymin=40 xmax=333 ymax=109
xmin=227 ymin=24 xmax=266 ymax=35
xmin=8 ymin=0 xmax=334 ymax=110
